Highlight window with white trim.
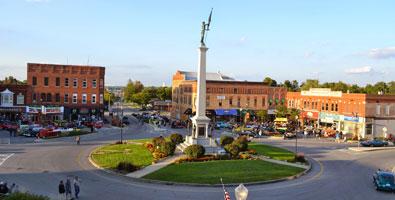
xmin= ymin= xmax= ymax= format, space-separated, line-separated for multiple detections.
xmin=73 ymin=94 xmax=77 ymax=104
xmin=73 ymin=78 xmax=78 ymax=88
xmin=92 ymin=94 xmax=96 ymax=104
xmin=82 ymin=94 xmax=87 ymax=104
xmin=92 ymin=79 xmax=97 ymax=88
xmin=100 ymin=94 xmax=103 ymax=104
xmin=64 ymin=93 xmax=69 ymax=103
xmin=65 ymin=78 xmax=69 ymax=87
xmin=82 ymin=78 xmax=87 ymax=88
xmin=100 ymin=79 xmax=104 ymax=88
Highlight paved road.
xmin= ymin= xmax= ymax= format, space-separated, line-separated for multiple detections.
xmin=0 ymin=107 xmax=394 ymax=199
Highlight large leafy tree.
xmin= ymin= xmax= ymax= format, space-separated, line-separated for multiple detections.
xmin=263 ymin=77 xmax=277 ymax=87
xmin=156 ymin=87 xmax=172 ymax=100
xmin=300 ymin=79 xmax=320 ymax=91
xmin=124 ymin=79 xmax=144 ymax=102
xmin=257 ymin=110 xmax=269 ymax=121
xmin=274 ymin=105 xmax=288 ymax=118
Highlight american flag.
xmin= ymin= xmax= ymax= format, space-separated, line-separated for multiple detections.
xmin=221 ymin=178 xmax=231 ymax=200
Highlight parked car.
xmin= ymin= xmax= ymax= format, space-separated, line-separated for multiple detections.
xmin=284 ymin=132 xmax=297 ymax=138
xmin=237 ymin=130 xmax=258 ymax=138
xmin=373 ymin=170 xmax=395 ymax=191
xmin=0 ymin=121 xmax=18 ymax=130
xmin=24 ymin=127 xmax=44 ymax=137
xmin=84 ymin=121 xmax=103 ymax=129
xmin=361 ymin=140 xmax=388 ymax=147
xmin=37 ymin=128 xmax=61 ymax=138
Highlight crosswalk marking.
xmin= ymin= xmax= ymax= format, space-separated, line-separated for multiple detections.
xmin=0 ymin=153 xmax=14 ymax=166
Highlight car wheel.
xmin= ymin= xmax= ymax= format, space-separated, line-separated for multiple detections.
xmin=370 ymin=144 xmax=373 ymax=147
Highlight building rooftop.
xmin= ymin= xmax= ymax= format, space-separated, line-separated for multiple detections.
xmin=179 ymin=71 xmax=239 ymax=81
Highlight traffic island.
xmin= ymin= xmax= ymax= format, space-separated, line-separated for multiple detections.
xmin=88 ymin=139 xmax=312 ymax=186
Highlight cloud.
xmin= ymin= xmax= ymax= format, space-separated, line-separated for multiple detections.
xmin=312 ymin=71 xmax=320 ymax=75
xmin=344 ymin=66 xmax=372 ymax=74
xmin=304 ymin=51 xmax=312 ymax=57
xmin=240 ymin=36 xmax=246 ymax=41
xmin=366 ymin=47 xmax=395 ymax=59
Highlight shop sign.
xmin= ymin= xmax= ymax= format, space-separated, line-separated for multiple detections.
xmin=343 ymin=115 xmax=359 ymax=122
xmin=45 ymin=107 xmax=63 ymax=114
xmin=0 ymin=107 xmax=25 ymax=113
xmin=29 ymin=107 xmax=41 ymax=113
xmin=319 ymin=112 xmax=339 ymax=123
xmin=217 ymin=96 xmax=225 ymax=100
xmin=301 ymin=111 xmax=319 ymax=119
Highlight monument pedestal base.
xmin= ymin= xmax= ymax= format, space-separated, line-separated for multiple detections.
xmin=177 ymin=135 xmax=219 ymax=154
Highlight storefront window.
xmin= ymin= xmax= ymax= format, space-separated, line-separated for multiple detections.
xmin=386 ymin=105 xmax=390 ymax=116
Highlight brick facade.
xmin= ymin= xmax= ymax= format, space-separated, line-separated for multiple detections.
xmin=287 ymin=88 xmax=395 ymax=138
xmin=27 ymin=63 xmax=105 ymax=121
xmin=171 ymin=70 xmax=287 ymax=121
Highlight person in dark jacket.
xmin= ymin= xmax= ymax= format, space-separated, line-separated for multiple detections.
xmin=58 ymin=180 xmax=65 ymax=198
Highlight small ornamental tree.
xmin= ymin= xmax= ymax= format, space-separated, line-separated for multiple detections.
xmin=232 ymin=139 xmax=248 ymax=151
xmin=225 ymin=144 xmax=240 ymax=157
xmin=220 ymin=136 xmax=234 ymax=146
xmin=152 ymin=137 xmax=165 ymax=147
xmin=160 ymin=141 xmax=176 ymax=156
xmin=168 ymin=133 xmax=183 ymax=144
xmin=185 ymin=144 xmax=205 ymax=159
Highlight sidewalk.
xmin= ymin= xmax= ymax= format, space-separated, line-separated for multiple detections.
xmin=348 ymin=146 xmax=395 ymax=152
xmin=126 ymin=149 xmax=184 ymax=178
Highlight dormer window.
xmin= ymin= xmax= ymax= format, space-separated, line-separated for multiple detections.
xmin=1 ymin=88 xmax=14 ymax=107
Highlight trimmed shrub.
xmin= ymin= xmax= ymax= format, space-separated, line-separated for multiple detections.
xmin=117 ymin=161 xmax=139 ymax=173
xmin=185 ymin=144 xmax=205 ymax=159
xmin=232 ymin=139 xmax=248 ymax=151
xmin=220 ymin=136 xmax=234 ymax=146
xmin=152 ymin=137 xmax=165 ymax=147
xmin=3 ymin=191 xmax=50 ymax=200
xmin=224 ymin=144 xmax=240 ymax=157
xmin=294 ymin=153 xmax=306 ymax=163
xmin=160 ymin=142 xmax=176 ymax=156
xmin=169 ymin=133 xmax=183 ymax=144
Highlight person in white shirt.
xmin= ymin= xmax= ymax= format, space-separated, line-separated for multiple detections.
xmin=73 ymin=176 xmax=82 ymax=199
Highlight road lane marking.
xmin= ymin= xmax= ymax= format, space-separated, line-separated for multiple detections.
xmin=0 ymin=153 xmax=14 ymax=166
xmin=78 ymin=150 xmax=324 ymax=192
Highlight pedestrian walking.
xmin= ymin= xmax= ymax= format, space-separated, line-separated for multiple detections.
xmin=73 ymin=176 xmax=82 ymax=199
xmin=76 ymin=136 xmax=80 ymax=145
xmin=65 ymin=178 xmax=72 ymax=199
xmin=59 ymin=181 xmax=66 ymax=198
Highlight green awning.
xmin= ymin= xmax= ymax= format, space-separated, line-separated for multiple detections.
xmin=276 ymin=99 xmax=279 ymax=103
xmin=236 ymin=109 xmax=253 ymax=116
xmin=281 ymin=99 xmax=285 ymax=103
xmin=269 ymin=99 xmax=273 ymax=103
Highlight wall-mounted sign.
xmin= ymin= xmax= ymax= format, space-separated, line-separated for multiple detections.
xmin=45 ymin=107 xmax=63 ymax=114
xmin=217 ymin=96 xmax=226 ymax=100
xmin=343 ymin=115 xmax=359 ymax=122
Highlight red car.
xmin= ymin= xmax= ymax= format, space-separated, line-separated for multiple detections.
xmin=84 ymin=122 xmax=103 ymax=129
xmin=37 ymin=128 xmax=61 ymax=138
xmin=0 ymin=122 xmax=18 ymax=130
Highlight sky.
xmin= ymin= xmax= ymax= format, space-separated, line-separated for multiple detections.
xmin=1 ymin=0 xmax=395 ymax=87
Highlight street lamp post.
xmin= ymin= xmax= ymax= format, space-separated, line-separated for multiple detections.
xmin=235 ymin=183 xmax=248 ymax=200
xmin=239 ymin=108 xmax=243 ymax=128
xmin=295 ymin=115 xmax=298 ymax=154
xmin=120 ymin=106 xmax=124 ymax=143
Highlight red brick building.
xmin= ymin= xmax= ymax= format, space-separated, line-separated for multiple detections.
xmin=287 ymin=88 xmax=395 ymax=138
xmin=0 ymin=84 xmax=30 ymax=121
xmin=27 ymin=63 xmax=105 ymax=122
xmin=171 ymin=70 xmax=287 ymax=122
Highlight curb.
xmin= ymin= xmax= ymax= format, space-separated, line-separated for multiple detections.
xmin=348 ymin=146 xmax=395 ymax=152
xmin=87 ymin=146 xmax=313 ymax=187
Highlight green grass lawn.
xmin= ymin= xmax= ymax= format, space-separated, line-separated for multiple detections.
xmin=92 ymin=144 xmax=153 ymax=168
xmin=130 ymin=138 xmax=170 ymax=144
xmin=142 ymin=160 xmax=305 ymax=184
xmin=248 ymin=143 xmax=295 ymax=161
